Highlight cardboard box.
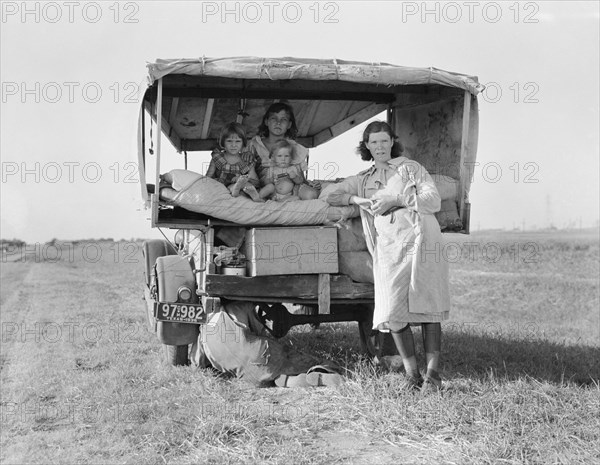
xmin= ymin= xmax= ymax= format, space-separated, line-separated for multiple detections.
xmin=244 ymin=226 xmax=338 ymax=276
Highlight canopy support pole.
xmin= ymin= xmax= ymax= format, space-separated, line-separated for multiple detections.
xmin=152 ymin=78 xmax=163 ymax=226
xmin=458 ymin=90 xmax=471 ymax=232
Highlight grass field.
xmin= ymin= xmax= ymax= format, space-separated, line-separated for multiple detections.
xmin=1 ymin=229 xmax=598 ymax=464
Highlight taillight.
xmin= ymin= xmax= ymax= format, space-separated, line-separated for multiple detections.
xmin=177 ymin=286 xmax=193 ymax=302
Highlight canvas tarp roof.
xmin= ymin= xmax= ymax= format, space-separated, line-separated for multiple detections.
xmin=146 ymin=56 xmax=483 ymax=95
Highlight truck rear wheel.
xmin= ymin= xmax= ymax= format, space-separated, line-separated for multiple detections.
xmin=142 ymin=240 xmax=178 ymax=330
xmin=142 ymin=240 xmax=177 ymax=287
xmin=163 ymin=344 xmax=189 ymax=366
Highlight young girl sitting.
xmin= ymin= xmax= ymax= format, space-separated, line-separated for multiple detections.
xmin=248 ymin=102 xmax=320 ymax=200
xmin=205 ymin=122 xmax=263 ymax=202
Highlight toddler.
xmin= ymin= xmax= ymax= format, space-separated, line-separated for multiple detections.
xmin=259 ymin=140 xmax=308 ymax=201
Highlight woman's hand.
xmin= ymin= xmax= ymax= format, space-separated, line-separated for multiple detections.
xmin=370 ymin=195 xmax=402 ymax=215
xmin=307 ymin=180 xmax=321 ymax=191
xmin=370 ymin=195 xmax=401 ymax=215
xmin=239 ymin=150 xmax=256 ymax=164
xmin=351 ymin=196 xmax=374 ymax=213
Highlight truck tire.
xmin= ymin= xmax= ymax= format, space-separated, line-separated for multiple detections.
xmin=163 ymin=344 xmax=189 ymax=366
xmin=142 ymin=240 xmax=177 ymax=287
xmin=142 ymin=240 xmax=177 ymax=330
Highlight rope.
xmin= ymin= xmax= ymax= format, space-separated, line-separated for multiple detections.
xmin=333 ymin=58 xmax=339 ymax=80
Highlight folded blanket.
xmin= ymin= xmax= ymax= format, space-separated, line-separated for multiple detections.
xmin=160 ymin=170 xmax=359 ymax=225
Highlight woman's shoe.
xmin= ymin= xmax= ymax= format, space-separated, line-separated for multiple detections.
xmin=306 ymin=365 xmax=344 ymax=387
xmin=274 ymin=373 xmax=311 ymax=388
xmin=421 ymin=373 xmax=442 ymax=393
xmin=403 ymin=373 xmax=424 ymax=391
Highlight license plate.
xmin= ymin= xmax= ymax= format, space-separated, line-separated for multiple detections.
xmin=154 ymin=302 xmax=206 ymax=324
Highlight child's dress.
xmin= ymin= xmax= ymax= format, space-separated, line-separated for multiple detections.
xmin=211 ymin=150 xmax=259 ymax=187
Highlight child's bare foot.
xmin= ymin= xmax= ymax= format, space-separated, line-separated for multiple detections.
xmin=243 ymin=184 xmax=264 ymax=202
xmin=231 ymin=176 xmax=248 ymax=197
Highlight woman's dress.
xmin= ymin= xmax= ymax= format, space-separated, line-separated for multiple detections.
xmin=332 ymin=157 xmax=450 ymax=330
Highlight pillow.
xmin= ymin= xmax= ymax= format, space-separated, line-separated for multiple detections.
xmin=435 ymin=199 xmax=463 ymax=231
xmin=430 ymin=174 xmax=458 ymax=201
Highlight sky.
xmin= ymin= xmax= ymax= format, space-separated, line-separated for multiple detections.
xmin=1 ymin=0 xmax=599 ymax=243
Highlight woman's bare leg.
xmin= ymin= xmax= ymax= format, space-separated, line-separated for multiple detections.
xmin=421 ymin=323 xmax=442 ymax=389
xmin=390 ymin=324 xmax=420 ymax=381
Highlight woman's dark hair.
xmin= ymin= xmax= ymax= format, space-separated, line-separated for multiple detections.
xmin=218 ymin=122 xmax=247 ymax=148
xmin=257 ymin=102 xmax=299 ymax=139
xmin=356 ymin=121 xmax=404 ymax=161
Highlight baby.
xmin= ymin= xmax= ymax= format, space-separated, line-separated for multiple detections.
xmin=259 ymin=140 xmax=319 ymax=201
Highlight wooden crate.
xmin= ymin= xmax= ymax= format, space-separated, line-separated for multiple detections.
xmin=244 ymin=226 xmax=338 ymax=276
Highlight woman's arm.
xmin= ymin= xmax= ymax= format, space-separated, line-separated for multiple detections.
xmin=324 ymin=175 xmax=360 ymax=206
xmin=397 ymin=162 xmax=441 ymax=214
xmin=291 ymin=141 xmax=309 ymax=171
xmin=370 ymin=162 xmax=441 ymax=215
xmin=290 ymin=165 xmax=305 ymax=185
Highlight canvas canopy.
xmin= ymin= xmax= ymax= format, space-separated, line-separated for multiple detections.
xmin=147 ymin=56 xmax=483 ymax=95
xmin=142 ymin=56 xmax=482 ymax=151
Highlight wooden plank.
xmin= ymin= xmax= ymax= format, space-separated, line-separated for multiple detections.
xmin=200 ymin=98 xmax=215 ymax=139
xmin=144 ymin=101 xmax=182 ymax=152
xmin=155 ymin=74 xmax=431 ymax=98
xmin=205 ymin=274 xmax=374 ymax=300
xmin=168 ymin=97 xmax=179 ymax=126
xmin=150 ymin=194 xmax=159 ymax=227
xmin=318 ymin=274 xmax=331 ymax=314
xmin=137 ymin=104 xmax=149 ymax=204
xmin=218 ymin=296 xmax=373 ymax=305
xmin=182 ymin=136 xmax=315 ymax=150
xmin=457 ymin=90 xmax=471 ymax=226
xmin=313 ymin=102 xmax=388 ymax=146
xmin=154 ymin=78 xmax=163 ymax=192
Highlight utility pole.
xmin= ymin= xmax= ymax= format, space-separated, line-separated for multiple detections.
xmin=546 ymin=194 xmax=553 ymax=229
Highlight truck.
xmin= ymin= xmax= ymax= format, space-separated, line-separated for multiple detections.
xmin=136 ymin=56 xmax=482 ymax=365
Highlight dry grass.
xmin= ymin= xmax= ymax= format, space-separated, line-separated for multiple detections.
xmin=1 ymin=231 xmax=598 ymax=464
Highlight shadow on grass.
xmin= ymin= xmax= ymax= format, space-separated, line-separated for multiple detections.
xmin=441 ymin=330 xmax=599 ymax=387
xmin=287 ymin=323 xmax=600 ymax=388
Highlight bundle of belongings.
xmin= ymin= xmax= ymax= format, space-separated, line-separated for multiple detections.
xmin=159 ymin=169 xmax=462 ymax=285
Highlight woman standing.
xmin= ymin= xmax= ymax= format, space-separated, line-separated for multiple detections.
xmin=326 ymin=121 xmax=450 ymax=391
